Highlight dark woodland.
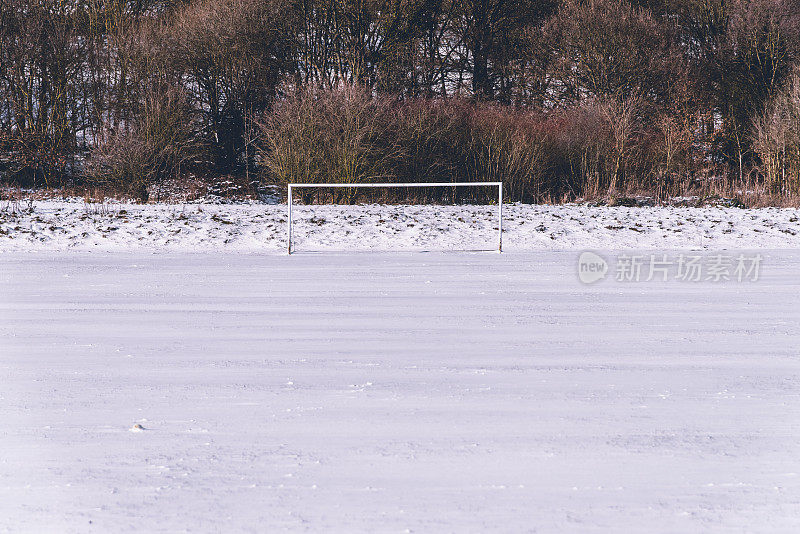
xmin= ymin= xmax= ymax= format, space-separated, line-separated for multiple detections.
xmin=1 ymin=0 xmax=800 ymax=204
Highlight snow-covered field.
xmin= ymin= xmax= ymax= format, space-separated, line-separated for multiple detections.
xmin=3 ymin=202 xmax=800 ymax=532
xmin=2 ymin=200 xmax=800 ymax=251
xmin=3 ymin=250 xmax=800 ymax=532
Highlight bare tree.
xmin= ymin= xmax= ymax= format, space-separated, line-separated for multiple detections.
xmin=86 ymin=85 xmax=196 ymax=201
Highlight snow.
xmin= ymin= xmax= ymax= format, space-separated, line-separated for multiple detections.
xmin=1 ymin=200 xmax=800 ymax=252
xmin=3 ymin=251 xmax=800 ymax=532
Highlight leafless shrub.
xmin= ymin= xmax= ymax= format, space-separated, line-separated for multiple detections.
xmin=259 ymin=84 xmax=400 ymax=202
xmin=86 ymin=86 xmax=196 ymax=202
xmin=259 ymin=85 xmax=661 ymax=204
xmin=1 ymin=198 xmax=33 ymax=215
xmin=752 ymin=68 xmax=800 ymax=196
xmin=391 ymin=99 xmax=546 ymax=203
xmin=467 ymin=104 xmax=546 ymax=202
xmin=536 ymin=100 xmax=614 ymax=199
xmin=83 ymin=200 xmax=116 ymax=217
xmin=642 ymin=114 xmax=698 ymax=199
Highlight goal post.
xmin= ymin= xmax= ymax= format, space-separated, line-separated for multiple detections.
xmin=287 ymin=182 xmax=503 ymax=254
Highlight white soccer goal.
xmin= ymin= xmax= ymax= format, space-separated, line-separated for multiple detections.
xmin=287 ymin=182 xmax=503 ymax=254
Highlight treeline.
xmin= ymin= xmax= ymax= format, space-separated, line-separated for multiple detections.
xmin=1 ymin=0 xmax=800 ymax=203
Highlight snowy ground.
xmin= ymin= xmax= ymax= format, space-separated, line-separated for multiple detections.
xmin=3 ymin=251 xmax=800 ymax=532
xmin=2 ymin=200 xmax=800 ymax=252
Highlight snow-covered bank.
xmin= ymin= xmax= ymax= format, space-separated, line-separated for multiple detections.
xmin=2 ymin=200 xmax=800 ymax=252
xmin=3 ymin=252 xmax=800 ymax=532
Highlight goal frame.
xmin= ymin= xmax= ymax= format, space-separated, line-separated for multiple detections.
xmin=287 ymin=182 xmax=503 ymax=254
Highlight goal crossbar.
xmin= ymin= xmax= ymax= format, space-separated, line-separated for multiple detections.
xmin=287 ymin=182 xmax=503 ymax=254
